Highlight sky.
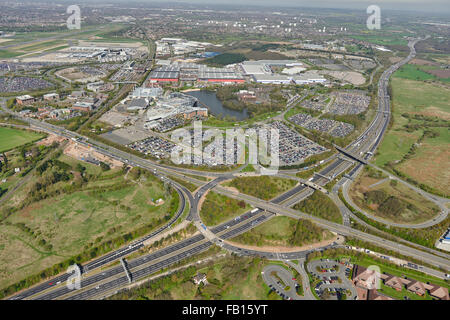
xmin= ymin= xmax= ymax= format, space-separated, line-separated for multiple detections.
xmin=21 ymin=0 xmax=450 ymax=15
xmin=143 ymin=0 xmax=450 ymax=14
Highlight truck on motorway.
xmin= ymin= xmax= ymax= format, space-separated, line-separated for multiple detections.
xmin=251 ymin=208 xmax=259 ymax=214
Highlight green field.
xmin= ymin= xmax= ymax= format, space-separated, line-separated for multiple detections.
xmin=375 ymin=76 xmax=450 ymax=195
xmin=351 ymin=33 xmax=408 ymax=47
xmin=231 ymin=216 xmax=334 ymax=248
xmin=225 ymin=176 xmax=297 ymax=201
xmin=395 ymin=64 xmax=437 ymax=81
xmin=0 ymin=50 xmax=23 ymax=59
xmin=0 ymin=127 xmax=44 ymax=152
xmin=0 ymin=155 xmax=178 ymax=290
xmin=15 ymin=40 xmax=67 ymax=53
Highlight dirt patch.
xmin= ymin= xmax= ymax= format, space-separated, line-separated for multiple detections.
xmin=389 ymin=57 xmax=403 ymax=64
xmin=414 ymin=107 xmax=450 ymax=121
xmin=319 ymin=70 xmax=366 ymax=86
xmin=410 ymin=58 xmax=439 ymax=66
xmin=63 ymin=140 xmax=123 ymax=169
xmin=37 ymin=134 xmax=67 ymax=147
xmin=19 ymin=202 xmax=43 ymax=220
xmin=427 ymin=69 xmax=450 ymax=79
xmin=398 ymin=146 xmax=450 ymax=195
xmin=197 ymin=188 xmax=212 ymax=211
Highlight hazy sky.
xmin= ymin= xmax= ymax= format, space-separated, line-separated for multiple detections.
xmin=145 ymin=0 xmax=450 ymax=14
xmin=20 ymin=0 xmax=450 ymax=14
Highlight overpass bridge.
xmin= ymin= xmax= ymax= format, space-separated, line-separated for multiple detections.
xmin=334 ymin=144 xmax=369 ymax=165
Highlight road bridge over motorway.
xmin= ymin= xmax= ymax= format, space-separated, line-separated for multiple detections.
xmin=334 ymin=144 xmax=368 ymax=165
xmin=5 ymin=37 xmax=448 ymax=301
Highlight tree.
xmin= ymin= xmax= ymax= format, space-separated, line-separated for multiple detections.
xmin=99 ymin=162 xmax=110 ymax=172
xmin=2 ymin=153 xmax=7 ymax=169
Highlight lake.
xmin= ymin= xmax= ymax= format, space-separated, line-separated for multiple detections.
xmin=186 ymin=90 xmax=249 ymax=121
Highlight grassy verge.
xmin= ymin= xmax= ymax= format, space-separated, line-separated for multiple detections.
xmin=231 ymin=216 xmax=334 ymax=248
xmin=225 ymin=176 xmax=297 ymax=201
xmin=200 ymin=192 xmax=251 ymax=226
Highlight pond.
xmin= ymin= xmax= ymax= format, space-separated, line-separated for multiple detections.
xmin=186 ymin=90 xmax=249 ymax=121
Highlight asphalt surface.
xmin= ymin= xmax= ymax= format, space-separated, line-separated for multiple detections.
xmin=307 ymin=259 xmax=357 ymax=300
xmin=262 ymin=265 xmax=300 ymax=300
xmin=9 ymin=178 xmax=187 ymax=300
xmin=4 ymin=37 xmax=449 ymax=301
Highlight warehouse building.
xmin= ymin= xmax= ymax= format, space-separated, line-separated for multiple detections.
xmin=292 ymin=72 xmax=327 ymax=84
xmin=252 ymin=74 xmax=292 ymax=84
xmin=148 ymin=62 xmax=244 ymax=83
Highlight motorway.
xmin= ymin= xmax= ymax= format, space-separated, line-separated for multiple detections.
xmin=4 ymin=37 xmax=449 ymax=300
xmin=8 ymin=177 xmax=188 ymax=300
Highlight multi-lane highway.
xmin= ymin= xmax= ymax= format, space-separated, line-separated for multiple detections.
xmin=4 ymin=37 xmax=449 ymax=301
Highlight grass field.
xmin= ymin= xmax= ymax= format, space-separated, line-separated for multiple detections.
xmin=374 ymin=76 xmax=450 ymax=195
xmin=394 ymin=64 xmax=437 ymax=81
xmin=0 ymin=127 xmax=44 ymax=153
xmin=0 ymin=50 xmax=23 ymax=59
xmin=200 ymin=192 xmax=251 ymax=226
xmin=351 ymin=33 xmax=409 ymax=47
xmin=396 ymin=127 xmax=450 ymax=194
xmin=231 ymin=216 xmax=334 ymax=248
xmin=14 ymin=40 xmax=67 ymax=53
xmin=225 ymin=176 xmax=297 ymax=201
xmin=0 ymin=155 xmax=177 ymax=290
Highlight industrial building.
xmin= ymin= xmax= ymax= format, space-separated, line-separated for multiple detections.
xmin=240 ymin=60 xmax=304 ymax=76
xmin=148 ymin=62 xmax=244 ymax=83
xmin=156 ymin=38 xmax=214 ymax=57
xmin=252 ymin=74 xmax=293 ymax=84
xmin=239 ymin=60 xmax=325 ymax=85
xmin=292 ymin=72 xmax=327 ymax=84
